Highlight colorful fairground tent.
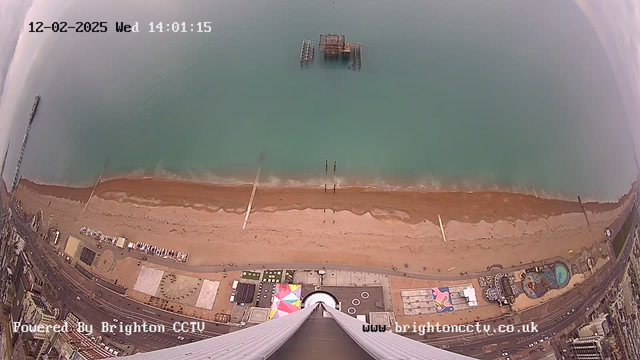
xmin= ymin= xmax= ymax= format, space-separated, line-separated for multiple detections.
xmin=432 ymin=287 xmax=455 ymax=313
xmin=269 ymin=284 xmax=302 ymax=319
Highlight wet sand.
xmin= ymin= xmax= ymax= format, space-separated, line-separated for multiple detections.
xmin=19 ymin=177 xmax=629 ymax=225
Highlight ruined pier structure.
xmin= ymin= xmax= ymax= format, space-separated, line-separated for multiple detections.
xmin=300 ymin=39 xmax=315 ymax=65
xmin=318 ymin=33 xmax=362 ymax=71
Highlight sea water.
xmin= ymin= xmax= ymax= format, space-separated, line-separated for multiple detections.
xmin=0 ymin=0 xmax=636 ymax=201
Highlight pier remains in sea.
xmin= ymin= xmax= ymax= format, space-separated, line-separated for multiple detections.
xmin=300 ymin=39 xmax=314 ymax=65
xmin=298 ymin=34 xmax=362 ymax=71
xmin=319 ymin=33 xmax=362 ymax=71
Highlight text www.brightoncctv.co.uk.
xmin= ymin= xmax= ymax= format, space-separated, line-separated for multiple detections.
xmin=361 ymin=322 xmax=539 ymax=335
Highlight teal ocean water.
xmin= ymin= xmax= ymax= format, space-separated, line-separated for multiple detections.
xmin=0 ymin=0 xmax=637 ymax=200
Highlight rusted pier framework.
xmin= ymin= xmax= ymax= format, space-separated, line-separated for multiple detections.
xmin=319 ymin=33 xmax=346 ymax=58
xmin=318 ymin=33 xmax=362 ymax=71
xmin=300 ymin=39 xmax=315 ymax=65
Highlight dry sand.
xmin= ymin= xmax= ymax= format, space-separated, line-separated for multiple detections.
xmin=14 ymin=178 xmax=634 ymax=274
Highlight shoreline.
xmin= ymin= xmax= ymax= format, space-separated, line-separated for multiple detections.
xmin=24 ymin=167 xmax=632 ymax=203
xmin=17 ymin=177 xmax=633 ymax=226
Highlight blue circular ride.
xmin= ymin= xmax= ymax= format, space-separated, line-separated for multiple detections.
xmin=555 ymin=263 xmax=570 ymax=288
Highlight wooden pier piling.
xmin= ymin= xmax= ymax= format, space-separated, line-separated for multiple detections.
xmin=325 ymin=160 xmax=338 ymax=194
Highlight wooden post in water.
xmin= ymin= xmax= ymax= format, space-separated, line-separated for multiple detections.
xmin=333 ymin=160 xmax=337 ymax=193
xmin=325 ymin=160 xmax=328 ymax=193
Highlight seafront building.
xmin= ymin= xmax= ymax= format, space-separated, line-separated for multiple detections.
xmin=578 ymin=313 xmax=609 ymax=338
xmin=18 ymin=292 xmax=56 ymax=358
xmin=571 ymin=336 xmax=606 ymax=360
xmin=48 ymin=315 xmax=114 ymax=359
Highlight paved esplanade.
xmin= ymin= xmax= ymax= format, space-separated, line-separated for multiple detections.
xmin=79 ymin=230 xmax=567 ymax=281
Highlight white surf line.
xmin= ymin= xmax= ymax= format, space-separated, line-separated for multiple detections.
xmin=242 ymin=154 xmax=263 ymax=230
xmin=438 ymin=214 xmax=447 ymax=242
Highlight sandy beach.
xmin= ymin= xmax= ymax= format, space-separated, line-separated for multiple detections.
xmin=13 ymin=177 xmax=635 ymax=274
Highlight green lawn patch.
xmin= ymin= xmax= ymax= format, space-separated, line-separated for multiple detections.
xmin=262 ymin=269 xmax=283 ymax=283
xmin=241 ymin=271 xmax=261 ymax=280
xmin=613 ymin=204 xmax=636 ymax=257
